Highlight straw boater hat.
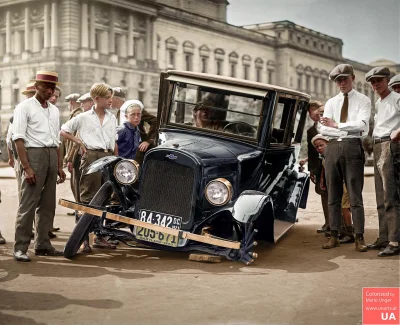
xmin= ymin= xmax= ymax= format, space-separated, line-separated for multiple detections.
xmin=21 ymin=82 xmax=36 ymax=95
xmin=30 ymin=70 xmax=61 ymax=85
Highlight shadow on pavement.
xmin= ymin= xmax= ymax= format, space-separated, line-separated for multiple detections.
xmin=0 ymin=312 xmax=46 ymax=325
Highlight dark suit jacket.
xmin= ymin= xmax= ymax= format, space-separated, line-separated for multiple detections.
xmin=307 ymin=123 xmax=320 ymax=174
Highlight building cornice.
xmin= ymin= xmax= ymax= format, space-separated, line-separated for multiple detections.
xmin=158 ymin=5 xmax=276 ymax=47
xmin=344 ymin=58 xmax=373 ymax=72
xmin=276 ymin=42 xmax=342 ymax=62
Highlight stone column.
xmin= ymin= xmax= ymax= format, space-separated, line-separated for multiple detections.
xmin=128 ymin=13 xmax=134 ymax=57
xmin=32 ymin=28 xmax=40 ymax=52
xmin=81 ymin=2 xmax=89 ymax=48
xmin=51 ymin=1 xmax=58 ymax=47
xmin=90 ymin=3 xmax=96 ymax=50
xmin=152 ymin=18 xmax=157 ymax=61
xmin=5 ymin=10 xmax=11 ymax=54
xmin=119 ymin=34 xmax=127 ymax=58
xmin=14 ymin=31 xmax=22 ymax=54
xmin=24 ymin=7 xmax=31 ymax=52
xmin=44 ymin=3 xmax=50 ymax=48
xmin=145 ymin=16 xmax=152 ymax=60
xmin=109 ymin=9 xmax=115 ymax=54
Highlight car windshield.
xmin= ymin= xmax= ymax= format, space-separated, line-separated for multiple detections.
xmin=168 ymin=83 xmax=264 ymax=139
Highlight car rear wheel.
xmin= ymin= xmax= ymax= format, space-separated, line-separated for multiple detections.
xmin=63 ymin=182 xmax=113 ymax=259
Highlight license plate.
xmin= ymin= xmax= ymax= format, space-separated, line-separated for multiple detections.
xmin=135 ymin=209 xmax=182 ymax=247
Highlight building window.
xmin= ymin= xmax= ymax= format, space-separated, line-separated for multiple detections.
xmin=185 ymin=53 xmax=193 ymax=71
xmin=314 ymin=77 xmax=319 ymax=94
xmin=313 ymin=41 xmax=317 ymax=48
xmin=321 ymin=78 xmax=326 ymax=96
xmin=244 ymin=65 xmax=249 ymax=80
xmin=256 ymin=68 xmax=262 ymax=82
xmin=168 ymin=50 xmax=176 ymax=69
xmin=289 ymin=32 xmax=293 ymax=40
xmin=255 ymin=58 xmax=263 ymax=83
xmin=267 ymin=60 xmax=275 ymax=84
xmin=297 ymin=75 xmax=302 ymax=91
xmin=306 ymin=75 xmax=311 ymax=92
xmin=201 ymin=57 xmax=208 ymax=73
xmin=297 ymin=36 xmax=301 ymax=43
xmin=230 ymin=63 xmax=236 ymax=78
xmin=216 ymin=60 xmax=223 ymax=75
xmin=328 ymin=46 xmax=331 ymax=53
xmin=321 ymin=44 xmax=325 ymax=50
xmin=13 ymin=88 xmax=19 ymax=107
xmin=268 ymin=71 xmax=273 ymax=84
xmin=277 ymin=32 xmax=281 ymax=39
xmin=242 ymin=54 xmax=251 ymax=80
xmin=305 ymin=39 xmax=309 ymax=45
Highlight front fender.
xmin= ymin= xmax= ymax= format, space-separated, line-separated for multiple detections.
xmin=232 ymin=190 xmax=273 ymax=223
xmin=85 ymin=156 xmax=122 ymax=175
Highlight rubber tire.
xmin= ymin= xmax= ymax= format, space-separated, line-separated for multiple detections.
xmin=63 ymin=182 xmax=113 ymax=258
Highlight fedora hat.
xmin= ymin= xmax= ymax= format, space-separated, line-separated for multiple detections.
xmin=21 ymin=82 xmax=36 ymax=95
xmin=30 ymin=70 xmax=61 ymax=85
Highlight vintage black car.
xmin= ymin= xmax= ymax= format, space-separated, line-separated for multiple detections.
xmin=61 ymin=70 xmax=311 ymax=265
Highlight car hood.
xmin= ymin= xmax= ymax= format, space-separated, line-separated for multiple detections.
xmin=158 ymin=131 xmax=259 ymax=165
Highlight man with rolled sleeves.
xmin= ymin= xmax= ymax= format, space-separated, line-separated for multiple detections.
xmin=389 ymin=74 xmax=400 ymax=94
xmin=365 ymin=67 xmax=400 ymax=256
xmin=65 ymin=93 xmax=93 ymax=204
xmin=12 ymin=71 xmax=66 ymax=262
xmin=60 ymin=83 xmax=118 ymax=249
xmin=320 ymin=64 xmax=371 ymax=252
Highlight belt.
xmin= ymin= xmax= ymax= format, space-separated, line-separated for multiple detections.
xmin=87 ymin=148 xmax=113 ymax=153
xmin=329 ymin=138 xmax=361 ymax=143
xmin=373 ymin=136 xmax=391 ymax=144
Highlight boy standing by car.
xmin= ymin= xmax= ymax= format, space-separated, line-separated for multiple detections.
xmin=116 ymin=101 xmax=142 ymax=159
xmin=60 ymin=83 xmax=118 ymax=249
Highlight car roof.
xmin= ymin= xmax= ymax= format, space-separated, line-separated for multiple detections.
xmin=167 ymin=70 xmax=311 ymax=100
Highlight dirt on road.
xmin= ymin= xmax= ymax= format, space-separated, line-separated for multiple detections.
xmin=0 ymin=176 xmax=399 ymax=325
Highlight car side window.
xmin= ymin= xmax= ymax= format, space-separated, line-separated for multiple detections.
xmin=292 ymin=101 xmax=308 ymax=144
xmin=271 ymin=97 xmax=296 ymax=144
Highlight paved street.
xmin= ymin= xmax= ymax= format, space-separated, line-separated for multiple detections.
xmin=0 ymin=173 xmax=398 ymax=325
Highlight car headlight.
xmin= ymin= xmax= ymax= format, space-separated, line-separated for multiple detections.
xmin=113 ymin=160 xmax=140 ymax=185
xmin=205 ymin=178 xmax=233 ymax=206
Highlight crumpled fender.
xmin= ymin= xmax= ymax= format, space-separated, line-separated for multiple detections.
xmin=85 ymin=156 xmax=122 ymax=175
xmin=232 ymin=190 xmax=273 ymax=223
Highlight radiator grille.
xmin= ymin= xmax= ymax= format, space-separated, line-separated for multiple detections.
xmin=139 ymin=160 xmax=195 ymax=223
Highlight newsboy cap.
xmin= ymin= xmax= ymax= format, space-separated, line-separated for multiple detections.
xmin=389 ymin=74 xmax=400 ymax=87
xmin=65 ymin=93 xmax=81 ymax=102
xmin=365 ymin=67 xmax=391 ymax=82
xmin=311 ymin=134 xmax=329 ymax=145
xmin=329 ymin=64 xmax=354 ymax=81
xmin=112 ymin=87 xmax=127 ymax=98
xmin=77 ymin=92 xmax=92 ymax=103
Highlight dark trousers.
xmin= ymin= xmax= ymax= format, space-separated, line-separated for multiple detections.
xmin=71 ymin=154 xmax=82 ymax=203
xmin=324 ymin=139 xmax=365 ymax=234
xmin=373 ymin=142 xmax=400 ymax=242
xmin=315 ymin=176 xmax=329 ymax=226
xmin=14 ymin=148 xmax=58 ymax=252
xmin=390 ymin=142 xmax=400 ymax=241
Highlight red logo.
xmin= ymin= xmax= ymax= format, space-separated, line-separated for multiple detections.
xmin=363 ymin=287 xmax=400 ymax=325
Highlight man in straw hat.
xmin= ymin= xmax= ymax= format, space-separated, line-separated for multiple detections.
xmin=319 ymin=63 xmax=371 ymax=252
xmin=12 ymin=71 xmax=66 ymax=262
xmin=365 ymin=67 xmax=400 ymax=256
xmin=61 ymin=83 xmax=118 ymax=249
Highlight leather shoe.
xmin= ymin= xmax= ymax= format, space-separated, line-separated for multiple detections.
xmin=339 ymin=235 xmax=355 ymax=244
xmin=367 ymin=238 xmax=389 ymax=250
xmin=317 ymin=224 xmax=330 ymax=233
xmin=13 ymin=251 xmax=31 ymax=262
xmin=51 ymin=227 xmax=60 ymax=232
xmin=378 ymin=245 xmax=400 ymax=257
xmin=322 ymin=236 xmax=340 ymax=249
xmin=0 ymin=233 xmax=6 ymax=244
xmin=35 ymin=248 xmax=64 ymax=256
xmin=355 ymin=237 xmax=367 ymax=252
xmin=48 ymin=231 xmax=57 ymax=239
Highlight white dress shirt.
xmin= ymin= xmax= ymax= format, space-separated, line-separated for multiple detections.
xmin=320 ymin=89 xmax=371 ymax=139
xmin=12 ymin=97 xmax=60 ymax=147
xmin=6 ymin=121 xmax=13 ymax=150
xmin=373 ymin=91 xmax=400 ymax=138
xmin=61 ymin=107 xmax=116 ymax=150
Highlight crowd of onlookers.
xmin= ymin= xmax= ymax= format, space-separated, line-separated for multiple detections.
xmin=0 ymin=70 xmax=156 ymax=261
xmin=301 ymin=64 xmax=400 ymax=256
xmin=0 ymin=64 xmax=399 ymax=261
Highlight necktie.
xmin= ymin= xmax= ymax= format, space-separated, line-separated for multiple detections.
xmin=340 ymin=93 xmax=348 ymax=123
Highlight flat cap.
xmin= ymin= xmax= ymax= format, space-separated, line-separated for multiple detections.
xmin=329 ymin=64 xmax=354 ymax=81
xmin=389 ymin=74 xmax=400 ymax=87
xmin=112 ymin=87 xmax=127 ymax=98
xmin=365 ymin=67 xmax=391 ymax=82
xmin=311 ymin=134 xmax=329 ymax=145
xmin=77 ymin=92 xmax=92 ymax=103
xmin=65 ymin=93 xmax=81 ymax=102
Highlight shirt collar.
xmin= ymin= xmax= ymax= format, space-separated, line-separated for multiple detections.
xmin=339 ymin=89 xmax=355 ymax=98
xmin=123 ymin=121 xmax=137 ymax=130
xmin=32 ymin=96 xmax=51 ymax=109
xmin=90 ymin=106 xmax=112 ymax=116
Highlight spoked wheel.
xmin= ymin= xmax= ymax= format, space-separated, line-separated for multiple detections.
xmin=63 ymin=182 xmax=113 ymax=258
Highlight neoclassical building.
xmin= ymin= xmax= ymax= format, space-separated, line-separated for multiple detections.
xmin=0 ymin=0 xmax=399 ymax=141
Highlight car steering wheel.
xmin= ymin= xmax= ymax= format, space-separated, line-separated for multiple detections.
xmin=223 ymin=122 xmax=257 ymax=136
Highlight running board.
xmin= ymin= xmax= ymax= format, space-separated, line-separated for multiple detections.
xmin=274 ymin=219 xmax=295 ymax=243
xmin=59 ymin=199 xmax=241 ymax=250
